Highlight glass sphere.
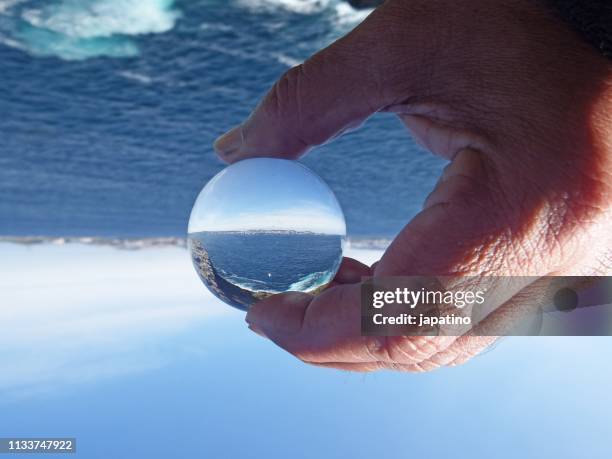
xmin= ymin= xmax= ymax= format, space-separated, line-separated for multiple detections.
xmin=188 ymin=158 xmax=346 ymax=311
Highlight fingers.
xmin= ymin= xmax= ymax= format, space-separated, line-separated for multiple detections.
xmin=375 ymin=148 xmax=500 ymax=277
xmin=304 ymin=335 xmax=497 ymax=372
xmin=244 ymin=146 xmax=556 ymax=371
xmin=213 ymin=1 xmax=434 ymax=163
xmin=422 ymin=148 xmax=489 ymax=209
xmin=419 ymin=335 xmax=498 ymax=368
xmin=244 ymin=148 xmax=511 ymax=369
xmin=245 ymin=284 xmax=457 ymax=366
xmin=471 ymin=276 xmax=605 ymax=336
xmin=334 ymin=257 xmax=371 ymax=284
xmin=245 ymin=285 xmax=366 ymax=364
xmin=397 ymin=113 xmax=493 ymax=160
xmin=214 ymin=24 xmax=382 ymax=162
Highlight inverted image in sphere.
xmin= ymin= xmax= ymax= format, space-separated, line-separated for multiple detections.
xmin=188 ymin=158 xmax=346 ymax=311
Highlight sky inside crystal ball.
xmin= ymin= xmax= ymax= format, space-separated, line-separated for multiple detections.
xmin=188 ymin=158 xmax=346 ymax=236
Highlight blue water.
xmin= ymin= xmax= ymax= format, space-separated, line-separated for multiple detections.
xmin=194 ymin=231 xmax=343 ymax=292
xmin=0 ymin=0 xmax=445 ymax=240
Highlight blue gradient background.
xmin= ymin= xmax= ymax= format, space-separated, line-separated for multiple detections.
xmin=1 ymin=316 xmax=611 ymax=458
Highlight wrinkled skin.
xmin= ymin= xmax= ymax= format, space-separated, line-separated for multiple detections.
xmin=214 ymin=0 xmax=612 ymax=372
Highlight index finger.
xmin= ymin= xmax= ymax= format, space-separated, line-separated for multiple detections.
xmin=213 ymin=1 xmax=428 ymax=163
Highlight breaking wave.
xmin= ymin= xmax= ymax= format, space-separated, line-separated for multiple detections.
xmin=22 ymin=0 xmax=179 ymax=38
xmin=1 ymin=0 xmax=180 ymax=60
xmin=236 ymin=0 xmax=332 ymax=15
xmin=287 ymin=269 xmax=334 ymax=291
xmin=236 ymin=0 xmax=373 ymax=28
xmin=220 ymin=272 xmax=280 ymax=293
xmin=0 ymin=0 xmax=372 ymax=60
xmin=333 ymin=2 xmax=371 ymax=26
xmin=219 ymin=269 xmax=334 ymax=294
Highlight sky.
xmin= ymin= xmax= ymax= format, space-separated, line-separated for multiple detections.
xmin=1 ymin=243 xmax=612 ymax=459
xmin=188 ymin=158 xmax=347 ymax=235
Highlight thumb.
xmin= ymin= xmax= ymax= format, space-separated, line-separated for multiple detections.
xmin=245 ymin=285 xmax=367 ymax=364
xmin=214 ymin=4 xmax=410 ymax=162
xmin=245 ymin=284 xmax=457 ymax=367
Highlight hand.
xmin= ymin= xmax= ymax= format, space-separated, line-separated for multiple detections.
xmin=214 ymin=0 xmax=612 ymax=371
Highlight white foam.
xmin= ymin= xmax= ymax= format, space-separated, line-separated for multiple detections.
xmin=237 ymin=0 xmax=331 ymax=15
xmin=236 ymin=0 xmax=372 ymax=28
xmin=21 ymin=0 xmax=180 ymax=38
xmin=6 ymin=0 xmax=179 ymax=59
xmin=333 ymin=2 xmax=372 ymax=27
xmin=222 ymin=272 xmax=275 ymax=292
xmin=288 ymin=269 xmax=334 ymax=291
xmin=0 ymin=34 xmax=25 ymax=50
xmin=272 ymin=52 xmax=301 ymax=67
xmin=118 ymin=70 xmax=153 ymax=84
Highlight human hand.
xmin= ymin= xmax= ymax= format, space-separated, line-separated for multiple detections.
xmin=214 ymin=0 xmax=612 ymax=371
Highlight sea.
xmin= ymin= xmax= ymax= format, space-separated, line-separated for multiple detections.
xmin=192 ymin=231 xmax=343 ymax=291
xmin=0 ymin=0 xmax=445 ymax=244
xmin=189 ymin=230 xmax=344 ymax=308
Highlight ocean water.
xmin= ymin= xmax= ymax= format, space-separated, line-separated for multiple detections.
xmin=0 ymin=0 xmax=445 ymax=241
xmin=189 ymin=231 xmax=344 ymax=309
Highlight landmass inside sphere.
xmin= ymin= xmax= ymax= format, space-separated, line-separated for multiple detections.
xmin=189 ymin=230 xmax=345 ymax=310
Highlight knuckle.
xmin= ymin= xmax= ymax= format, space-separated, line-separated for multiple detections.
xmin=268 ymin=65 xmax=302 ymax=118
xmin=266 ymin=64 xmax=311 ymax=149
xmin=370 ymin=336 xmax=454 ymax=365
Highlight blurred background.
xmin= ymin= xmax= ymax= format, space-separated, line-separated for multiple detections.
xmin=0 ymin=1 xmax=610 ymax=458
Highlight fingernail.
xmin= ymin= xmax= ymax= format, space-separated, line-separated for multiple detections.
xmin=214 ymin=125 xmax=243 ymax=156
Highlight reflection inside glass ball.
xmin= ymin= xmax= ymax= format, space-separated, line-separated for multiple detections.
xmin=188 ymin=158 xmax=346 ymax=311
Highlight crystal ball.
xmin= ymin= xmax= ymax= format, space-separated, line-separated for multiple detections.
xmin=188 ymin=158 xmax=346 ymax=311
